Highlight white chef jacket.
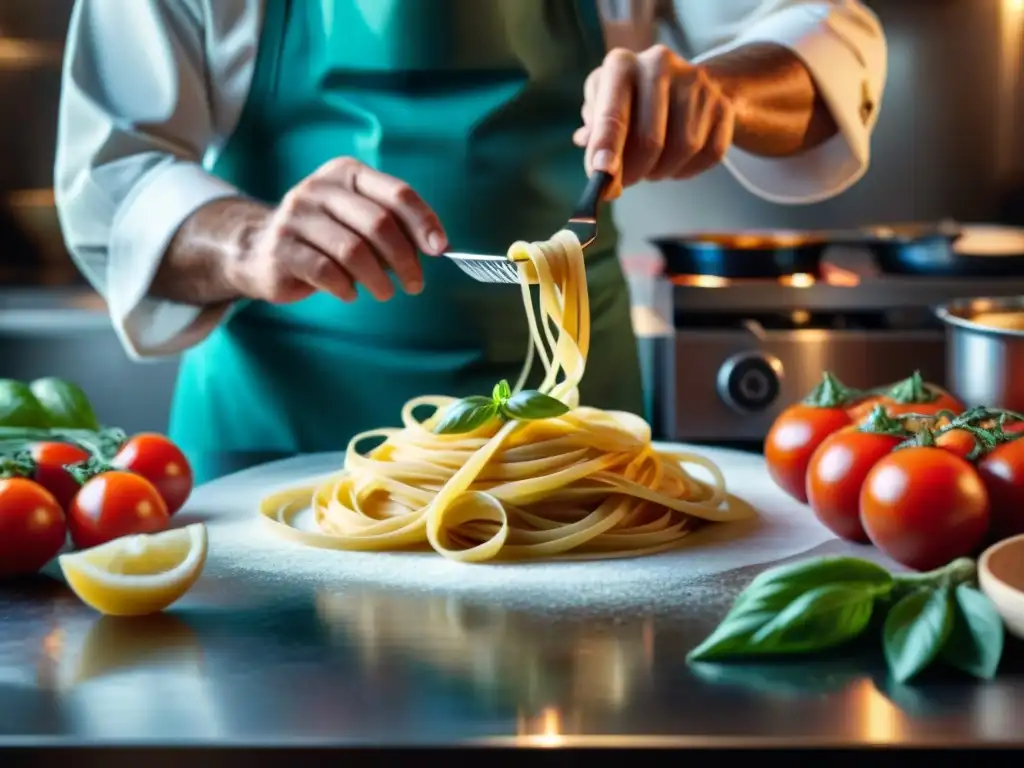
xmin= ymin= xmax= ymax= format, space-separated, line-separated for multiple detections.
xmin=53 ymin=0 xmax=887 ymax=360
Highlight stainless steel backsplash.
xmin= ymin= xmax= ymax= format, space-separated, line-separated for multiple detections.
xmin=0 ymin=0 xmax=1020 ymax=279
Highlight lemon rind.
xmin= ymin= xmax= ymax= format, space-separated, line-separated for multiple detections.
xmin=58 ymin=523 xmax=208 ymax=591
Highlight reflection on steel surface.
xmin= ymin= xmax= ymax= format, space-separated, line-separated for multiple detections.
xmin=315 ymin=589 xmax=655 ymax=713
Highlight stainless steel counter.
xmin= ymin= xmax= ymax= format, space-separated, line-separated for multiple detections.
xmin=1 ymin=518 xmax=1023 ymax=751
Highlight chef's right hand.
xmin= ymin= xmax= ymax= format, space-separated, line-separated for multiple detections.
xmin=231 ymin=158 xmax=447 ymax=303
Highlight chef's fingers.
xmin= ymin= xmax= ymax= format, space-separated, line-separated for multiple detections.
xmin=321 ymin=159 xmax=448 ymax=256
xmin=621 ymin=44 xmax=673 ymax=187
xmin=326 ymin=190 xmax=424 ymax=295
xmin=669 ymin=88 xmax=734 ymax=180
xmin=287 ymin=202 xmax=394 ymax=301
xmin=285 ymin=242 xmax=358 ymax=303
xmin=271 ymin=189 xmax=359 ymax=302
xmin=585 ymin=48 xmax=637 ymax=195
xmin=331 ymin=227 xmax=397 ymax=301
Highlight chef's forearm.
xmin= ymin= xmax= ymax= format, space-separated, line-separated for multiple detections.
xmin=150 ymin=198 xmax=268 ymax=305
xmin=703 ymin=43 xmax=838 ymax=158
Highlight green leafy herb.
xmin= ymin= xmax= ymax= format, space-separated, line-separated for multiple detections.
xmin=687 ymin=557 xmax=892 ymax=662
xmin=689 ymin=554 xmax=1008 ymax=686
xmin=0 ymin=379 xmax=51 ymax=428
xmin=29 ymin=377 xmax=100 ymax=431
xmin=433 ymin=379 xmax=570 ymax=435
xmin=500 ymin=390 xmax=570 ymax=421
xmin=740 ymin=557 xmax=894 ymax=602
xmin=433 ymin=396 xmax=498 ymax=435
xmin=492 ymin=379 xmax=512 ymax=403
xmin=883 ymin=586 xmax=953 ymax=684
xmin=940 ymin=584 xmax=1004 ymax=680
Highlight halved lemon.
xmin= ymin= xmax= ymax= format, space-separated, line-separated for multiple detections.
xmin=58 ymin=524 xmax=208 ymax=617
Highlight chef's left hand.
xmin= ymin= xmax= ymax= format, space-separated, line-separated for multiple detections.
xmin=574 ymin=45 xmax=736 ymax=199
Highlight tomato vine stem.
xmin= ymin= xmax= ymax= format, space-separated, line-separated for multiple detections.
xmin=886 ymin=370 xmax=940 ymax=405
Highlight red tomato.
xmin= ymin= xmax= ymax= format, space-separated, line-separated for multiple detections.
xmin=111 ymin=433 xmax=193 ymax=515
xmin=765 ymin=405 xmax=852 ymax=503
xmin=29 ymin=441 xmax=90 ymax=510
xmin=0 ymin=478 xmax=66 ymax=577
xmin=847 ymin=373 xmax=964 ymax=424
xmin=806 ymin=426 xmax=904 ymax=543
xmin=860 ymin=447 xmax=989 ymax=571
xmin=934 ymin=428 xmax=978 ymax=460
xmin=977 ymin=438 xmax=1024 ymax=540
xmin=1003 ymin=421 xmax=1024 ymax=436
xmin=68 ymin=471 xmax=170 ymax=550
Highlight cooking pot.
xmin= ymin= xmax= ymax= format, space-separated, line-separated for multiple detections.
xmin=936 ymin=296 xmax=1024 ymax=410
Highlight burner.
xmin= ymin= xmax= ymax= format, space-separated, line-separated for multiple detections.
xmin=650 ymin=231 xmax=827 ymax=279
xmin=668 ymin=263 xmax=860 ymax=288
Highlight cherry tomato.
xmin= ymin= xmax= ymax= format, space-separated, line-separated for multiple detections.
xmin=806 ymin=426 xmax=903 ymax=543
xmin=29 ymin=441 xmax=90 ymax=510
xmin=847 ymin=373 xmax=964 ymax=424
xmin=68 ymin=471 xmax=170 ymax=550
xmin=111 ymin=433 xmax=193 ymax=515
xmin=860 ymin=447 xmax=989 ymax=571
xmin=0 ymin=478 xmax=66 ymax=577
xmin=934 ymin=428 xmax=978 ymax=460
xmin=1003 ymin=421 xmax=1024 ymax=436
xmin=765 ymin=405 xmax=852 ymax=503
xmin=977 ymin=438 xmax=1024 ymax=540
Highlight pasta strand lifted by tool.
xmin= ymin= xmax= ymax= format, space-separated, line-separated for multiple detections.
xmin=259 ymin=230 xmax=752 ymax=562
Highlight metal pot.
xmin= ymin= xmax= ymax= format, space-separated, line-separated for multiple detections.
xmin=936 ymin=296 xmax=1024 ymax=410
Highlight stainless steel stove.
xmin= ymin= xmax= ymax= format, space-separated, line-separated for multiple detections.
xmin=628 ymin=249 xmax=1024 ymax=443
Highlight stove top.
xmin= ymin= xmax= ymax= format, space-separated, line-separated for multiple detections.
xmin=625 ymin=247 xmax=1024 ymax=320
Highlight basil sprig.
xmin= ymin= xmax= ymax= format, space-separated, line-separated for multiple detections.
xmin=688 ymin=556 xmax=1004 ymax=685
xmin=433 ymin=379 xmax=570 ymax=435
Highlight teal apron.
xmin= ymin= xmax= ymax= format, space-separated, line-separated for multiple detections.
xmin=169 ymin=0 xmax=643 ymax=483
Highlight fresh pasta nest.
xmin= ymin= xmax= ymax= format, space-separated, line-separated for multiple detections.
xmin=260 ymin=230 xmax=751 ymax=562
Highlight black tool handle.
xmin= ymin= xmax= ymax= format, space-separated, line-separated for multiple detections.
xmin=571 ymin=170 xmax=614 ymax=220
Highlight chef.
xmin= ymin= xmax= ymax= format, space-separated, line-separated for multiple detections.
xmin=55 ymin=0 xmax=886 ymax=482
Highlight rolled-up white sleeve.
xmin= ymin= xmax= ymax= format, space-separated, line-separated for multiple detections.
xmin=54 ymin=0 xmax=247 ymax=360
xmin=672 ymin=0 xmax=887 ymax=204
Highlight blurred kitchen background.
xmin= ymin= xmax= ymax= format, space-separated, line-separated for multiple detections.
xmin=0 ymin=0 xmax=1022 ymax=437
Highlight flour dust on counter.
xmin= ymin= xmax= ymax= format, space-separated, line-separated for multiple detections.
xmin=182 ymin=444 xmax=838 ymax=615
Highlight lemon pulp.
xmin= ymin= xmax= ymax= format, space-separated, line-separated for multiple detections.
xmin=58 ymin=524 xmax=208 ymax=616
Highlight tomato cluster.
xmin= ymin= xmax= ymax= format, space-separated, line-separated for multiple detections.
xmin=765 ymin=371 xmax=1024 ymax=571
xmin=0 ymin=433 xmax=194 ymax=578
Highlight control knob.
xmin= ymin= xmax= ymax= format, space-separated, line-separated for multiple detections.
xmin=716 ymin=352 xmax=782 ymax=413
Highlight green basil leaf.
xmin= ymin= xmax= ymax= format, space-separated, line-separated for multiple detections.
xmin=500 ymin=390 xmax=570 ymax=421
xmin=883 ymin=586 xmax=954 ymax=684
xmin=433 ymin=396 xmax=498 ymax=435
xmin=749 ymin=583 xmax=876 ymax=652
xmin=29 ymin=377 xmax=100 ymax=430
xmin=0 ymin=379 xmax=51 ymax=428
xmin=741 ymin=556 xmax=894 ymax=602
xmin=687 ymin=610 xmax=780 ymax=661
xmin=688 ymin=583 xmax=876 ymax=661
xmin=492 ymin=379 xmax=512 ymax=404
xmin=939 ymin=584 xmax=1004 ymax=680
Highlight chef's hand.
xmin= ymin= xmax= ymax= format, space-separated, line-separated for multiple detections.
xmin=573 ymin=45 xmax=736 ymax=199
xmin=231 ymin=158 xmax=447 ymax=303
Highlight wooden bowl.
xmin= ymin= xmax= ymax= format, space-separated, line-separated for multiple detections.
xmin=979 ymin=534 xmax=1024 ymax=640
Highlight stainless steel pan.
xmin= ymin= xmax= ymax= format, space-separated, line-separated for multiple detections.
xmin=936 ymin=296 xmax=1024 ymax=410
